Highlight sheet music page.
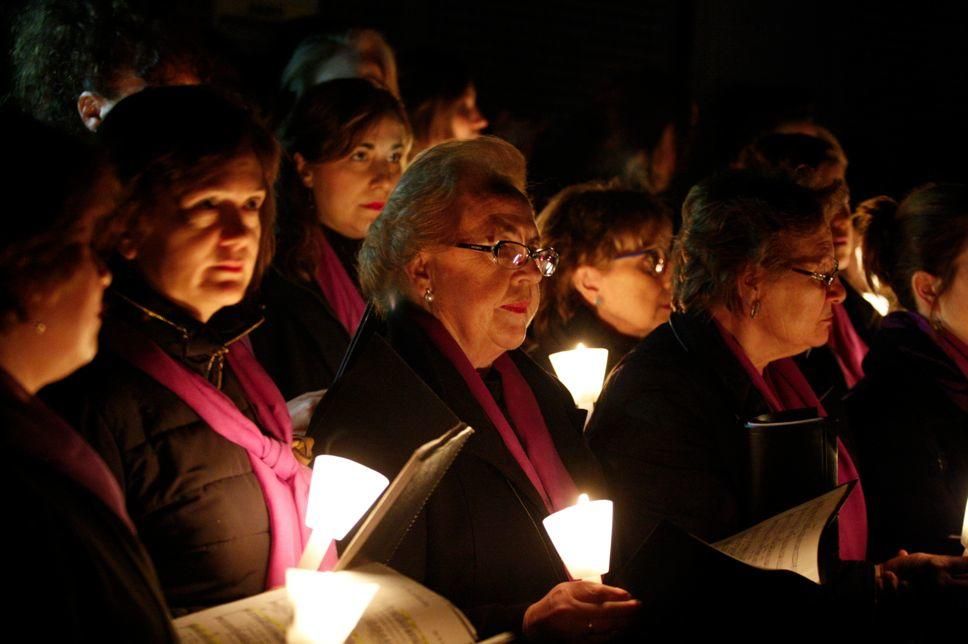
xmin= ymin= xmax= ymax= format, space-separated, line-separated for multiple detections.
xmin=711 ymin=484 xmax=851 ymax=583
xmin=175 ymin=588 xmax=290 ymax=643
xmin=173 ymin=564 xmax=476 ymax=644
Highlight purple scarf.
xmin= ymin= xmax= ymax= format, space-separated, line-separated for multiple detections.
xmin=414 ymin=311 xmax=579 ymax=513
xmin=1 ymin=369 xmax=135 ymax=533
xmin=109 ymin=326 xmax=336 ymax=588
xmin=828 ymin=304 xmax=868 ymax=388
xmin=716 ymin=321 xmax=869 ymax=561
xmin=884 ymin=311 xmax=968 ymax=412
xmin=313 ymin=227 xmax=365 ymax=335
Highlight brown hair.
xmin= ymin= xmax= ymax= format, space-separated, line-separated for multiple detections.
xmin=675 ymin=170 xmax=826 ymax=313
xmin=277 ymin=78 xmax=411 ymax=281
xmin=0 ymin=110 xmax=119 ymax=329
xmin=863 ymin=184 xmax=968 ymax=311
xmin=534 ymin=180 xmax=672 ymax=336
xmin=98 ymin=85 xmax=280 ymax=288
xmin=359 ymin=136 xmax=527 ymax=314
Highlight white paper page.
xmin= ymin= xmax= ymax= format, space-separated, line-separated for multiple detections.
xmin=173 ymin=564 xmax=476 ymax=644
xmin=175 ymin=588 xmax=290 ymax=643
xmin=711 ymin=484 xmax=850 ymax=583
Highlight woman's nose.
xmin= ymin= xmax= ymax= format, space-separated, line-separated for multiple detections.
xmin=828 ymin=276 xmax=847 ymax=304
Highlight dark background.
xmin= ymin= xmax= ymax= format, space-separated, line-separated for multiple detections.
xmin=4 ymin=0 xmax=967 ymax=203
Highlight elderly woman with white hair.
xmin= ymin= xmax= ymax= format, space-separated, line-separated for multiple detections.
xmin=321 ymin=136 xmax=640 ymax=640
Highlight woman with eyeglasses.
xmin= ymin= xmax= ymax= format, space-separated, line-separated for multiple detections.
xmin=587 ymin=171 xmax=968 ymax=633
xmin=529 ymin=181 xmax=673 ymax=375
xmin=318 ymin=136 xmax=640 ymax=640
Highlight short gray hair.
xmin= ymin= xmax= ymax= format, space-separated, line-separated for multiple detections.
xmin=360 ymin=136 xmax=527 ymax=314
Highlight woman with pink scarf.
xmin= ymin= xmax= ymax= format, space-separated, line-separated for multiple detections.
xmin=46 ymin=86 xmax=320 ymax=615
xmin=588 ymin=171 xmax=968 ymax=637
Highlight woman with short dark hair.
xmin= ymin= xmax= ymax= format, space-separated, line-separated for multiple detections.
xmin=1 ymin=111 xmax=174 ymax=640
xmin=588 ymin=170 xmax=967 ymax=628
xmin=847 ymin=184 xmax=968 ymax=559
xmin=530 ymin=181 xmax=673 ymax=374
xmin=46 ymin=85 xmax=317 ymax=614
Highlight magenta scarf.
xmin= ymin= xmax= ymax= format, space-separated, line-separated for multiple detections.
xmin=2 ymin=369 xmax=135 ymax=533
xmin=109 ymin=326 xmax=336 ymax=588
xmin=828 ymin=303 xmax=868 ymax=388
xmin=313 ymin=227 xmax=365 ymax=335
xmin=414 ymin=311 xmax=579 ymax=513
xmin=715 ymin=321 xmax=868 ymax=561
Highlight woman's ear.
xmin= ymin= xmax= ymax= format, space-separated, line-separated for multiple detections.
xmin=405 ymin=251 xmax=433 ymax=295
xmin=736 ymin=263 xmax=763 ymax=310
xmin=911 ymin=270 xmax=942 ymax=311
xmin=572 ymin=265 xmax=603 ymax=307
xmin=293 ymin=152 xmax=314 ymax=188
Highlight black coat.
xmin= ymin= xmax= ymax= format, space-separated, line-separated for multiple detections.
xmin=316 ymin=306 xmax=606 ymax=638
xmin=250 ymin=267 xmax=350 ymax=399
xmin=846 ymin=317 xmax=968 ymax=560
xmin=44 ymin=278 xmax=272 ymax=614
xmin=2 ymin=382 xmax=175 ymax=642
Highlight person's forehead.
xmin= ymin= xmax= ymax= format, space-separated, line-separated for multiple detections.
xmin=459 ymin=195 xmax=536 ymax=235
xmin=788 ymin=229 xmax=835 ymax=262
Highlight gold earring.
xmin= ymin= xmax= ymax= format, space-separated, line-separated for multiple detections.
xmin=750 ymin=300 xmax=761 ymax=320
xmin=424 ymin=288 xmax=434 ymax=305
xmin=34 ymin=321 xmax=47 ymax=335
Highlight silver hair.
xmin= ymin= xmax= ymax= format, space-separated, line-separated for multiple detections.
xmin=359 ymin=135 xmax=527 ymax=314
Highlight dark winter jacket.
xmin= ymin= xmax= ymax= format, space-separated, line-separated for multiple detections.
xmin=44 ymin=276 xmax=272 ymax=614
xmin=846 ymin=315 xmax=968 ymax=560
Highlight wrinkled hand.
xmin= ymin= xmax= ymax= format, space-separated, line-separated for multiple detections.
xmin=881 ymin=549 xmax=968 ymax=593
xmin=522 ymin=581 xmax=641 ymax=642
xmin=287 ymin=389 xmax=326 ymax=437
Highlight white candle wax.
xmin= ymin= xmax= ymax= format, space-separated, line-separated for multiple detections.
xmin=961 ymin=497 xmax=968 ymax=556
xmin=542 ymin=493 xmax=613 ymax=582
xmin=286 ymin=568 xmax=378 ymax=644
xmin=549 ymin=343 xmax=609 ymax=409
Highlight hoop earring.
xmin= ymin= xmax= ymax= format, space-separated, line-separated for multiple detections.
xmin=424 ymin=288 xmax=435 ymax=305
xmin=749 ymin=300 xmax=760 ymax=320
xmin=34 ymin=321 xmax=47 ymax=335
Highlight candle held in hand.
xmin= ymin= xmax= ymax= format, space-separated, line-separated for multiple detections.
xmin=542 ymin=493 xmax=613 ymax=583
xmin=549 ymin=343 xmax=609 ymax=410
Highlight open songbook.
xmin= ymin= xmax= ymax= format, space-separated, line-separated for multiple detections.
xmin=174 ymin=423 xmax=482 ymax=643
xmin=608 ymin=483 xmax=856 ymax=639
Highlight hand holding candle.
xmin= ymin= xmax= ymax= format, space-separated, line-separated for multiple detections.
xmin=299 ymin=455 xmax=390 ymax=571
xmin=542 ymin=493 xmax=613 ymax=583
xmin=549 ymin=343 xmax=609 ymax=412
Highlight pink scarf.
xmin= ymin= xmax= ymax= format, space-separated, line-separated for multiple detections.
xmin=313 ymin=227 xmax=365 ymax=335
xmin=716 ymin=321 xmax=868 ymax=561
xmin=2 ymin=369 xmax=135 ymax=533
xmin=414 ymin=311 xmax=579 ymax=513
xmin=828 ymin=304 xmax=868 ymax=388
xmin=110 ymin=326 xmax=336 ymax=588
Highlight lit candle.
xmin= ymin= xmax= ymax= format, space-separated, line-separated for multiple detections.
xmin=542 ymin=493 xmax=613 ymax=583
xmin=549 ymin=343 xmax=609 ymax=412
xmin=298 ymin=455 xmax=390 ymax=571
xmin=286 ymin=568 xmax=379 ymax=644
xmin=961 ymin=497 xmax=968 ymax=556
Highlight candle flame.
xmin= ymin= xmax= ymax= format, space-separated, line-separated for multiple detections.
xmin=575 ymin=342 xmax=585 ymax=350
xmin=577 ymin=493 xmax=590 ymax=504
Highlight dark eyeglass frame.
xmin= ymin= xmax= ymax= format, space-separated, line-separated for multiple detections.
xmin=790 ymin=260 xmax=840 ymax=288
xmin=454 ymin=240 xmax=559 ymax=277
xmin=613 ymin=247 xmax=669 ymax=275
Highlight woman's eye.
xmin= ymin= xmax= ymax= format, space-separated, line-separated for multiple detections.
xmin=195 ymin=198 xmax=219 ymax=210
xmin=389 ymin=151 xmax=403 ymax=163
xmin=243 ymin=197 xmax=263 ymax=211
xmin=350 ymin=149 xmax=369 ymax=162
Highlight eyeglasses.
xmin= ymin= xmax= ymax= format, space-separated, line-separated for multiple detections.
xmin=614 ymin=247 xmax=668 ymax=276
xmin=454 ymin=241 xmax=559 ymax=277
xmin=790 ymin=260 xmax=840 ymax=289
